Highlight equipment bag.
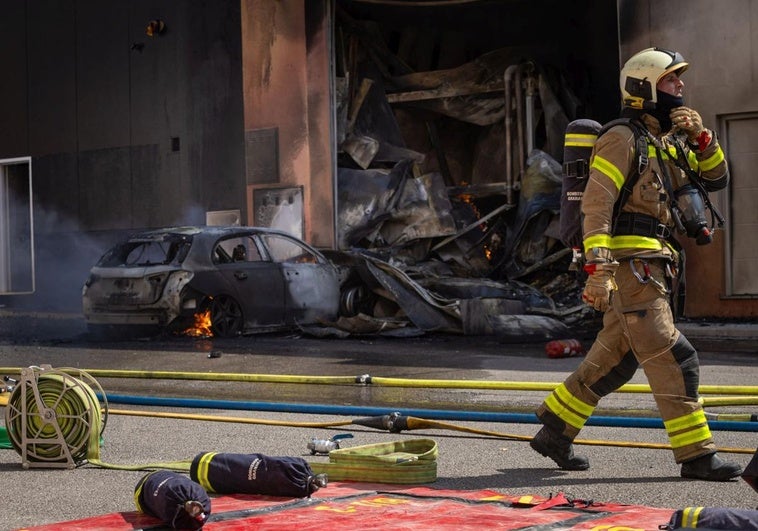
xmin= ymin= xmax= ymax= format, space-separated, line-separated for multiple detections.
xmin=134 ymin=470 xmax=210 ymax=530
xmin=664 ymin=507 xmax=758 ymax=530
xmin=190 ymin=452 xmax=324 ymax=498
xmin=559 ymin=118 xmax=648 ymax=250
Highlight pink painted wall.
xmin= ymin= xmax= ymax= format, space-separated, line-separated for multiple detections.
xmin=240 ymin=0 xmax=335 ymax=247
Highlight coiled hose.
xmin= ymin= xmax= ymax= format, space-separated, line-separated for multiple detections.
xmin=4 ymin=366 xmax=105 ymax=467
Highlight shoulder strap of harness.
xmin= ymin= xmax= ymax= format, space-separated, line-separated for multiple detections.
xmin=598 ymin=118 xmax=649 ymax=233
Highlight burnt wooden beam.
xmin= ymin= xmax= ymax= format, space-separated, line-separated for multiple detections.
xmin=385 ymin=81 xmax=504 ymax=103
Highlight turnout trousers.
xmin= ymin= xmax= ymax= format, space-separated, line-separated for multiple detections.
xmin=536 ymin=258 xmax=716 ymax=463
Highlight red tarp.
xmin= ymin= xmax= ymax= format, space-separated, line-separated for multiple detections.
xmin=20 ymin=482 xmax=675 ymax=531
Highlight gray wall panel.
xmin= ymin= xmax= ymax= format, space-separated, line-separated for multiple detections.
xmin=32 ymin=152 xmax=79 ymax=230
xmin=76 ymin=1 xmax=131 ymax=150
xmin=185 ymin=1 xmax=245 ymax=214
xmin=128 ymin=2 xmax=183 ymax=146
xmin=0 ymin=0 xmax=29 ymax=158
xmin=78 ymin=147 xmax=132 ymax=230
xmin=130 ymin=143 xmax=182 ymax=228
xmin=27 ymin=0 xmax=78 ymax=155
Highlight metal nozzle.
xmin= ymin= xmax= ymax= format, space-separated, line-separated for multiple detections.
xmin=352 ymin=412 xmax=408 ymax=432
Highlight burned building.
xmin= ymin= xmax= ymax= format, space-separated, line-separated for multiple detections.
xmin=1 ymin=0 xmax=756 ymax=328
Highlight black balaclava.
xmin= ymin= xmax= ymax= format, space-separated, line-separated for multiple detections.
xmin=650 ymin=90 xmax=684 ymax=133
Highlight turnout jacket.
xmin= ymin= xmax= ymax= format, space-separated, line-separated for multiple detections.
xmin=581 ymin=113 xmax=728 ymax=262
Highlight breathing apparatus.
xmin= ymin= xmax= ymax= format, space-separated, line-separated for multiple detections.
xmin=672 ymin=184 xmax=716 ymax=245
xmin=670 ymin=142 xmax=726 ymax=246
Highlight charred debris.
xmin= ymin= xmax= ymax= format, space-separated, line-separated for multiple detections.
xmin=304 ymin=10 xmax=601 ymax=341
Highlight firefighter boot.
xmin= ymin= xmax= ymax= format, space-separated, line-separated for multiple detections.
xmin=530 ymin=425 xmax=589 ymax=471
xmin=680 ymin=452 xmax=743 ymax=482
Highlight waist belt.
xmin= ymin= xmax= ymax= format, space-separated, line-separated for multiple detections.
xmin=614 ymin=212 xmax=671 ymax=239
xmin=309 ymin=438 xmax=438 ymax=484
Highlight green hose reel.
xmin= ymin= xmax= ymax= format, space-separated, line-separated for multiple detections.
xmin=3 ymin=365 xmax=108 ymax=469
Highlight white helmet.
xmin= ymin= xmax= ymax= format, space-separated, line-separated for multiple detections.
xmin=620 ymin=47 xmax=688 ymax=109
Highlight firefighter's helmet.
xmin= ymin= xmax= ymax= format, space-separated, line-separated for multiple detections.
xmin=620 ymin=47 xmax=688 ymax=109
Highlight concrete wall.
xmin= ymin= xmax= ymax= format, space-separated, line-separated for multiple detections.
xmin=619 ymin=0 xmax=758 ymax=318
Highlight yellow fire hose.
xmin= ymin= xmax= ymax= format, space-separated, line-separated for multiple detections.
xmin=2 ymin=367 xmax=757 ymax=397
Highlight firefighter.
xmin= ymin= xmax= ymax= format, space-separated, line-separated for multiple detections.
xmin=530 ymin=47 xmax=743 ymax=481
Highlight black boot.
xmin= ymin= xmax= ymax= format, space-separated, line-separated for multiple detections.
xmin=530 ymin=425 xmax=589 ymax=471
xmin=680 ymin=452 xmax=743 ymax=481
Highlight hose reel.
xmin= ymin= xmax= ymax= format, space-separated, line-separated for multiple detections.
xmin=3 ymin=365 xmax=108 ymax=469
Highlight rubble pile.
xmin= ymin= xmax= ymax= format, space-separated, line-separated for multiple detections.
xmin=312 ymin=10 xmax=602 ymax=339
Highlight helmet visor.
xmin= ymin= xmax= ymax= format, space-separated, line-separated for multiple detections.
xmin=655 ymin=47 xmax=688 ymax=81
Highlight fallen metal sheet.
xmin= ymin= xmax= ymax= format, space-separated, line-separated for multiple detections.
xmin=337 ymin=165 xmax=406 ymax=249
xmin=376 ymin=171 xmax=456 ymax=246
xmin=337 ymin=161 xmax=456 ymax=249
xmin=342 ymin=133 xmax=380 ymax=169
xmin=363 ymin=257 xmax=462 ymax=333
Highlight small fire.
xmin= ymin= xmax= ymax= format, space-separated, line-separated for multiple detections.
xmin=184 ymin=309 xmax=213 ymax=338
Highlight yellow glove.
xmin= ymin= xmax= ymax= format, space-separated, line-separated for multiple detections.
xmin=670 ymin=106 xmax=707 ymax=143
xmin=581 ymin=261 xmax=619 ymax=312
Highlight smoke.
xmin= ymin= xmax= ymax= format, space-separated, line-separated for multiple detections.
xmin=1 ymin=190 xmax=240 ymax=312
xmin=0 ymin=196 xmax=126 ymax=312
xmin=37 ymin=212 xmax=126 ymax=312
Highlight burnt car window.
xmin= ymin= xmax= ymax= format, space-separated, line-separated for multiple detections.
xmin=260 ymin=234 xmax=320 ymax=264
xmin=97 ymin=237 xmax=192 ymax=267
xmin=213 ymin=236 xmax=264 ymax=264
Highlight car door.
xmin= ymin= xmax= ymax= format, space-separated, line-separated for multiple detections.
xmin=258 ymin=233 xmax=340 ymax=325
xmin=213 ymin=235 xmax=285 ymax=327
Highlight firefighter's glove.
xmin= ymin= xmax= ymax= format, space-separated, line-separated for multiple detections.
xmin=581 ymin=261 xmax=619 ymax=312
xmin=670 ymin=107 xmax=709 ymax=145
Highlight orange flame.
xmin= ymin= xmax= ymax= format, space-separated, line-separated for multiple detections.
xmin=184 ymin=309 xmax=213 ymax=338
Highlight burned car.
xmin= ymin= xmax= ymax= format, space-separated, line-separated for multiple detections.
xmin=82 ymin=226 xmax=342 ymax=338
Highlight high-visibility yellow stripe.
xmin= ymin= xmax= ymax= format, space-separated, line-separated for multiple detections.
xmin=591 ymin=155 xmax=625 ymax=190
xmin=133 ymin=472 xmax=151 ymax=513
xmin=646 ymin=144 xmax=677 ymax=160
xmin=682 ymin=506 xmax=704 ymax=528
xmin=584 ymin=234 xmax=663 ymax=254
xmin=565 ymin=132 xmax=598 ymax=148
xmin=555 ymin=384 xmax=594 ymax=417
xmin=664 ymin=410 xmax=707 ymax=432
xmin=583 ymin=234 xmax=613 ymax=252
xmin=687 ymin=150 xmax=698 ymax=170
xmin=610 ymin=235 xmax=663 ymax=250
xmin=669 ymin=425 xmax=712 ymax=449
xmin=544 ymin=394 xmax=586 ymax=430
xmin=544 ymin=384 xmax=593 ymax=430
xmin=196 ymin=451 xmax=218 ymax=493
xmin=699 ymin=146 xmax=725 ymax=172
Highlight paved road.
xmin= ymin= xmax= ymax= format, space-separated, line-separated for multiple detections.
xmin=0 ymin=311 xmax=756 ymax=530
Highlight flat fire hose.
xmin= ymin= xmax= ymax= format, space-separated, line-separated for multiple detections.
xmin=308 ymin=439 xmax=438 ymax=484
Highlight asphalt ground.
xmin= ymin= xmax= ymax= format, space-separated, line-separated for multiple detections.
xmin=0 ymin=310 xmax=756 ymax=530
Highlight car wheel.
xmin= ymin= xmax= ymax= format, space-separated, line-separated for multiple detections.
xmin=340 ymin=283 xmax=376 ymax=317
xmin=209 ymin=295 xmax=244 ymax=337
